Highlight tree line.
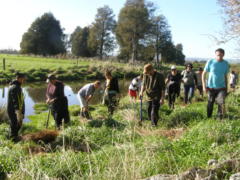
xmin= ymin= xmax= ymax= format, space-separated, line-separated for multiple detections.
xmin=20 ymin=0 xmax=185 ymax=65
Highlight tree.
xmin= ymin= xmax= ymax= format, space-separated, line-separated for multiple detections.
xmin=218 ymin=0 xmax=240 ymax=46
xmin=175 ymin=43 xmax=185 ymax=65
xmin=116 ymin=0 xmax=151 ymax=62
xmin=20 ymin=12 xmax=66 ymax=55
xmin=88 ymin=5 xmax=116 ymax=59
xmin=150 ymin=15 xmax=172 ymax=64
xmin=70 ymin=26 xmax=91 ymax=57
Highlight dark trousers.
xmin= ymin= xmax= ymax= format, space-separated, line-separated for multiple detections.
xmin=148 ymin=99 xmax=160 ymax=126
xmin=184 ymin=85 xmax=195 ymax=104
xmin=104 ymin=92 xmax=118 ymax=115
xmin=8 ymin=112 xmax=21 ymax=138
xmin=51 ymin=110 xmax=70 ymax=128
xmin=168 ymin=83 xmax=180 ymax=108
xmin=51 ymin=97 xmax=70 ymax=128
xmin=197 ymin=85 xmax=203 ymax=96
xmin=207 ymin=89 xmax=226 ymax=118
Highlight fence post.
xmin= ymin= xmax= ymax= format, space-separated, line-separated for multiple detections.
xmin=3 ymin=58 xmax=6 ymax=70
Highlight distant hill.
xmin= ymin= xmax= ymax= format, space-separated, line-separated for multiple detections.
xmin=186 ymin=57 xmax=240 ymax=64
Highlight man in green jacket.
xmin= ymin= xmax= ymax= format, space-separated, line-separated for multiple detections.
xmin=7 ymin=73 xmax=25 ymax=142
xmin=140 ymin=64 xmax=165 ymax=126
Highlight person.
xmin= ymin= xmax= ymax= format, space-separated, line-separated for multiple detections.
xmin=7 ymin=73 xmax=26 ymax=142
xmin=46 ymin=74 xmax=70 ymax=129
xmin=78 ymin=81 xmax=101 ymax=119
xmin=103 ymin=71 xmax=120 ymax=115
xmin=202 ymin=48 xmax=229 ymax=120
xmin=140 ymin=64 xmax=165 ymax=126
xmin=196 ymin=67 xmax=204 ymax=97
xmin=229 ymin=71 xmax=238 ymax=91
xmin=181 ymin=63 xmax=197 ymax=104
xmin=165 ymin=65 xmax=182 ymax=109
xmin=128 ymin=75 xmax=143 ymax=101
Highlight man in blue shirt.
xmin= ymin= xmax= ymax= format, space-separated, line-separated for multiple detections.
xmin=202 ymin=48 xmax=229 ymax=119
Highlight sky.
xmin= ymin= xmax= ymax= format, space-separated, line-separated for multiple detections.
xmin=0 ymin=0 xmax=238 ymax=59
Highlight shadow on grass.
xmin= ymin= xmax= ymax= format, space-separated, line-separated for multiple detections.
xmin=88 ymin=118 xmax=126 ymax=130
xmin=166 ymin=110 xmax=205 ymax=128
xmin=104 ymin=118 xmax=126 ymax=130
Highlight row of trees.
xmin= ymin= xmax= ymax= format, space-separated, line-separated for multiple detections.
xmin=20 ymin=0 xmax=185 ymax=64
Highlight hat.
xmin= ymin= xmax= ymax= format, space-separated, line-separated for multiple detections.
xmin=171 ymin=65 xmax=176 ymax=70
xmin=143 ymin=64 xmax=153 ymax=74
xmin=16 ymin=72 xmax=26 ymax=79
xmin=46 ymin=74 xmax=56 ymax=83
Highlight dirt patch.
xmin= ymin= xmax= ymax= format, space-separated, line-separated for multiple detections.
xmin=27 ymin=146 xmax=48 ymax=155
xmin=21 ymin=130 xmax=59 ymax=143
xmin=137 ymin=128 xmax=185 ymax=140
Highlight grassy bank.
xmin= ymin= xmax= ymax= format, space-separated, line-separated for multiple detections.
xmin=0 ymin=88 xmax=240 ymax=179
xmin=0 ymin=54 xmax=146 ymax=84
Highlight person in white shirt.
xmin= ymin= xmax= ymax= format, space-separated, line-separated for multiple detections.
xmin=229 ymin=71 xmax=238 ymax=91
xmin=128 ymin=75 xmax=143 ymax=101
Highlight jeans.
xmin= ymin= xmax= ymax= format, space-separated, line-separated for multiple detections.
xmin=148 ymin=99 xmax=160 ymax=126
xmin=184 ymin=85 xmax=195 ymax=104
xmin=207 ymin=89 xmax=226 ymax=118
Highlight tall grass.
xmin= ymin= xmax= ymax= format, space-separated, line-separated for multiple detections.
xmin=0 ymin=88 xmax=240 ymax=179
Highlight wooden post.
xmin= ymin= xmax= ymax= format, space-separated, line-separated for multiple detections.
xmin=3 ymin=58 xmax=5 ymax=70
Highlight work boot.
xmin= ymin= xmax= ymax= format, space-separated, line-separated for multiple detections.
xmin=80 ymin=111 xmax=85 ymax=117
xmin=11 ymin=136 xmax=21 ymax=143
xmin=84 ymin=111 xmax=91 ymax=120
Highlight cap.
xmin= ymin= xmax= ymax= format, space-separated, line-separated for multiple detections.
xmin=171 ymin=65 xmax=176 ymax=70
xmin=46 ymin=74 xmax=56 ymax=83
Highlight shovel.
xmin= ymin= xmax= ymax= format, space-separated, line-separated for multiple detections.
xmin=139 ymin=96 xmax=143 ymax=126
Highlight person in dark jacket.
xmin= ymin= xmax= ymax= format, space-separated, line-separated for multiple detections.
xmin=103 ymin=70 xmax=120 ymax=115
xmin=181 ymin=63 xmax=198 ymax=104
xmin=7 ymin=73 xmax=25 ymax=141
xmin=165 ymin=65 xmax=182 ymax=109
xmin=46 ymin=74 xmax=70 ymax=129
xmin=140 ymin=64 xmax=165 ymax=126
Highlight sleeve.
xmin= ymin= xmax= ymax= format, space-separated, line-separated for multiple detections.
xmin=115 ymin=78 xmax=120 ymax=93
xmin=142 ymin=75 xmax=146 ymax=88
xmin=204 ymin=60 xmax=211 ymax=72
xmin=181 ymin=71 xmax=184 ymax=78
xmin=22 ymin=99 xmax=25 ymax=115
xmin=86 ymin=85 xmax=94 ymax=96
xmin=193 ymin=72 xmax=198 ymax=84
xmin=167 ymin=73 xmax=170 ymax=81
xmin=46 ymin=84 xmax=50 ymax=99
xmin=11 ymin=87 xmax=20 ymax=111
xmin=178 ymin=73 xmax=182 ymax=81
xmin=55 ymin=83 xmax=64 ymax=99
xmin=161 ymin=74 xmax=166 ymax=90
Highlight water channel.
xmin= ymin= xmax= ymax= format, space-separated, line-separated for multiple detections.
xmin=0 ymin=80 xmax=130 ymax=121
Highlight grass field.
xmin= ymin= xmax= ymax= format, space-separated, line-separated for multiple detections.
xmin=0 ymin=87 xmax=240 ymax=179
xmin=0 ymin=54 xmax=146 ymax=83
xmin=0 ymin=54 xmax=239 ymax=179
